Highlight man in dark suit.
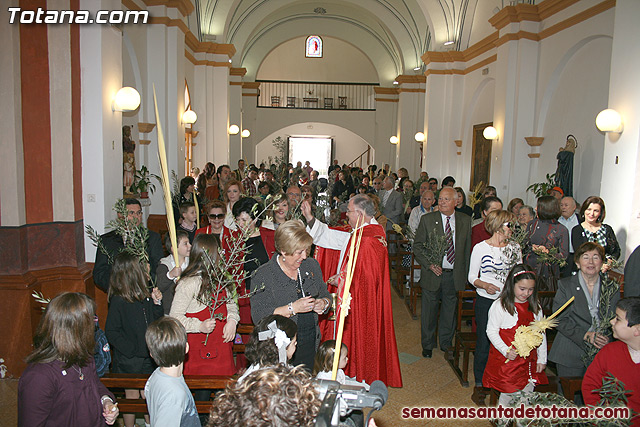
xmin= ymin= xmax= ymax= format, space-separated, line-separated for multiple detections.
xmin=413 ymin=187 xmax=472 ymax=358
xmin=92 ymin=198 xmax=164 ymax=291
xmin=380 ymin=176 xmax=403 ymax=229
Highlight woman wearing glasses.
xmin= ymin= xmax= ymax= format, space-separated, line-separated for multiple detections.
xmin=548 ymin=241 xmax=620 ymax=402
xmin=468 ymin=209 xmax=521 ymax=405
xmin=196 ymin=200 xmax=227 ymax=239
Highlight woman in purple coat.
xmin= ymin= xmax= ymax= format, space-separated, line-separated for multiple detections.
xmin=18 ymin=293 xmax=119 ymax=426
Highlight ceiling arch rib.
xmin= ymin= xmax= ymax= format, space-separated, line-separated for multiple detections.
xmin=241 ymin=17 xmax=400 ymax=84
xmin=197 ymin=0 xmax=431 ymax=78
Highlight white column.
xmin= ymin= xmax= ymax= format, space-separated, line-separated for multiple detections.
xmin=491 ymin=21 xmax=540 ymax=201
xmin=396 ymin=77 xmax=425 ymax=179
xmin=599 ymin=0 xmax=640 ymax=257
xmin=212 ymin=59 xmax=231 ymax=166
xmin=80 ymin=0 xmax=123 ymax=260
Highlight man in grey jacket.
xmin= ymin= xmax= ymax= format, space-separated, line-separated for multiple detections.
xmin=380 ymin=176 xmax=403 ymax=229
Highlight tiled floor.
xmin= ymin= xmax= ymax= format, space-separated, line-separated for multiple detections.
xmin=0 ymin=287 xmax=489 ymax=427
xmin=371 ymin=288 xmax=488 ymax=426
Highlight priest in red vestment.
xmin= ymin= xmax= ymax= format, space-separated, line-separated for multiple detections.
xmin=301 ymin=195 xmax=403 ymax=387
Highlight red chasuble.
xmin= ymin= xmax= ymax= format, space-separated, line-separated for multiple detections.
xmin=483 ymin=301 xmax=548 ymax=393
xmin=330 ymin=223 xmax=403 ymax=387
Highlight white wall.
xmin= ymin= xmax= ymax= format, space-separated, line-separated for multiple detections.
xmin=424 ymin=3 xmax=615 ymax=205
xmin=537 ymin=36 xmax=612 ymax=204
xmin=80 ymin=2 xmax=124 ymax=261
xmin=256 ymin=36 xmax=379 ymax=83
xmin=255 ymin=123 xmax=371 ymax=171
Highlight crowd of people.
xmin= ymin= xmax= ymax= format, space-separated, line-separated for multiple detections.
xmin=17 ymin=158 xmax=640 ymax=426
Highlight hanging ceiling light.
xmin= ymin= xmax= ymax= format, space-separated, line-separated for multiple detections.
xmin=228 ymin=124 xmax=240 ymax=135
xmin=390 ymin=136 xmax=399 ymax=144
xmin=241 ymin=129 xmax=250 ymax=138
xmin=414 ymin=132 xmax=425 ymax=142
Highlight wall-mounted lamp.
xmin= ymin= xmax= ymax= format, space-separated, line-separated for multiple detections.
xmin=390 ymin=136 xmax=399 ymax=144
xmin=228 ymin=124 xmax=240 ymax=135
xmin=112 ymin=87 xmax=140 ymax=112
xmin=414 ymin=132 xmax=425 ymax=142
xmin=182 ymin=109 xmax=197 ymax=124
xmin=444 ymin=41 xmax=455 ymax=46
xmin=483 ymin=126 xmax=498 ymax=140
xmin=392 ymin=81 xmax=399 ymax=85
xmin=241 ymin=129 xmax=250 ymax=138
xmin=595 ymin=109 xmax=623 ymax=133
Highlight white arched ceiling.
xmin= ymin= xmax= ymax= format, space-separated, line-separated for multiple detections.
xmin=242 ymin=18 xmax=399 ymax=83
xmin=197 ymin=0 xmax=431 ymax=83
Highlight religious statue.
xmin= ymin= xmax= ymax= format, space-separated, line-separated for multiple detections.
xmin=555 ymin=134 xmax=577 ymax=197
xmin=123 ymin=125 xmax=136 ymax=194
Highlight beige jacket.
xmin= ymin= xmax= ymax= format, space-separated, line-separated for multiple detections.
xmin=170 ymin=275 xmax=240 ymax=333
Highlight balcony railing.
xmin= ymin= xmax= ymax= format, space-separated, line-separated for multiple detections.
xmin=256 ymin=80 xmax=378 ymax=111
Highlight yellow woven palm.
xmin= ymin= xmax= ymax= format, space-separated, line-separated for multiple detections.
xmin=505 ymin=300 xmax=570 ymax=363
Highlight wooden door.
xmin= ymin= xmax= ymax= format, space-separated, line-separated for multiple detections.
xmin=470 ymin=122 xmax=493 ymax=190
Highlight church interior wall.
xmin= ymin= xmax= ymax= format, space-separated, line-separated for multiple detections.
xmin=256 ymin=36 xmax=379 ymax=83
xmin=80 ymin=23 xmax=124 ymax=262
xmin=536 ymin=36 xmax=611 ymax=203
xmin=459 ymin=76 xmax=496 ymax=194
xmin=242 ymin=18 xmax=399 ymax=84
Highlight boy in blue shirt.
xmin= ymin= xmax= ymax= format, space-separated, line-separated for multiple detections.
xmin=145 ymin=317 xmax=200 ymax=427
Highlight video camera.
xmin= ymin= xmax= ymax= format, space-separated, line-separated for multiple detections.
xmin=313 ymin=379 xmax=388 ymax=427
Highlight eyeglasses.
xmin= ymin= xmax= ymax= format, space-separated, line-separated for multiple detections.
xmin=503 ymin=222 xmax=514 ymax=229
xmin=209 ymin=214 xmax=225 ymax=219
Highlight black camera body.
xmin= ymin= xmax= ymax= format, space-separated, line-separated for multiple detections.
xmin=314 ymin=379 xmax=388 ymax=427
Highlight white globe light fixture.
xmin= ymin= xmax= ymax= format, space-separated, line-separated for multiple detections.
xmin=389 ymin=135 xmax=399 ymax=144
xmin=595 ymin=109 xmax=623 ymax=133
xmin=182 ymin=109 xmax=197 ymax=124
xmin=228 ymin=124 xmax=240 ymax=135
xmin=241 ymin=129 xmax=250 ymax=138
xmin=483 ymin=126 xmax=498 ymax=140
xmin=414 ymin=132 xmax=425 ymax=142
xmin=112 ymin=87 xmax=141 ymax=112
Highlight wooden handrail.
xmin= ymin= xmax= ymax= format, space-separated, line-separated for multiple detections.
xmin=348 ymin=146 xmax=371 ymax=168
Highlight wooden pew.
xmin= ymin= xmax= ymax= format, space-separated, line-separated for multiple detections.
xmin=101 ymin=373 xmax=232 ymax=414
xmin=101 ymin=323 xmax=255 ymax=414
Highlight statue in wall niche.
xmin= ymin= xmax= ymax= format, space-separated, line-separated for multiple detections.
xmin=555 ymin=134 xmax=577 ymax=197
xmin=123 ymin=125 xmax=136 ymax=194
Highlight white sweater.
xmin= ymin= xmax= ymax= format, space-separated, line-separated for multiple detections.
xmin=169 ymin=275 xmax=240 ymax=333
xmin=468 ymin=240 xmax=521 ymax=300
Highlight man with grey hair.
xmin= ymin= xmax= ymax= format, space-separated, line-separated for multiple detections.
xmin=413 ymin=187 xmax=472 ymax=360
xmin=380 ymin=176 xmax=403 ymax=229
xmin=559 ymin=196 xmax=580 ymax=277
xmin=300 ymin=196 xmax=402 ymax=387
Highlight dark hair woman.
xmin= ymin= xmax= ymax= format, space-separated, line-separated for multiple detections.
xmin=524 ymin=195 xmax=569 ymax=287
xmin=19 ymin=293 xmax=120 ymax=426
xmin=571 ymin=196 xmax=620 ymax=271
xmin=170 ymin=234 xmax=240 ymax=406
